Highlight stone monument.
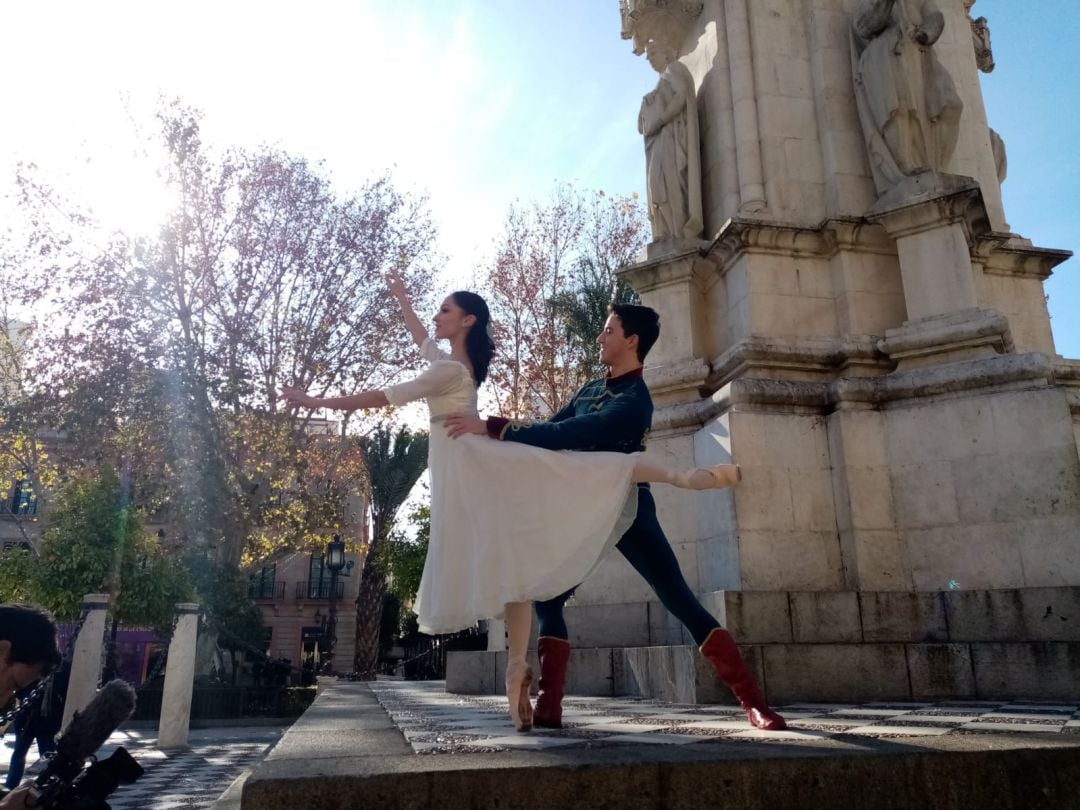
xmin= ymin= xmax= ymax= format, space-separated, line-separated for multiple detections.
xmin=448 ymin=0 xmax=1079 ymax=703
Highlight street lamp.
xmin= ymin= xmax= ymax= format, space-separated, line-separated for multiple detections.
xmin=324 ymin=535 xmax=347 ymax=672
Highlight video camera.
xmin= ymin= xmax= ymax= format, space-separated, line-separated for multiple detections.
xmin=13 ymin=680 xmax=144 ymax=809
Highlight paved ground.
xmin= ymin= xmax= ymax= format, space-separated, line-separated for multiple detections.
xmin=371 ymin=679 xmax=1080 ymax=753
xmin=1 ymin=726 xmax=283 ymax=809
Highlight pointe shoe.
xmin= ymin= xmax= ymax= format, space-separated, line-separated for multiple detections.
xmin=505 ymin=660 xmax=534 ymax=732
xmin=686 ymin=464 xmax=742 ymax=490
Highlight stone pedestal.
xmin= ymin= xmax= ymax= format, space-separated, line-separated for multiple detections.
xmin=869 ymin=179 xmax=985 ymax=321
xmin=62 ymin=593 xmax=109 ymax=730
xmin=157 ymin=603 xmax=200 ymax=750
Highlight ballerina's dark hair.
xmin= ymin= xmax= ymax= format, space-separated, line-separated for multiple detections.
xmin=451 ymin=291 xmax=495 ymax=386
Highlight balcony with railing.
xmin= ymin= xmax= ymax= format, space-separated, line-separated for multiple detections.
xmin=295 ymin=580 xmax=345 ymax=600
xmin=249 ymin=580 xmax=286 ymax=601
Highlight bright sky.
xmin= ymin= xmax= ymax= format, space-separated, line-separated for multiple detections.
xmin=1 ymin=0 xmax=1076 ymax=356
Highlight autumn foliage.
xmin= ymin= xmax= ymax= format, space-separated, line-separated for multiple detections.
xmin=483 ymin=185 xmax=648 ymax=419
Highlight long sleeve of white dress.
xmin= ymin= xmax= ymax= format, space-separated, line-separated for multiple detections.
xmin=382 ymin=339 xmax=462 ymax=408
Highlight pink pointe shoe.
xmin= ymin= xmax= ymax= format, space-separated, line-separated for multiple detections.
xmin=505 ymin=660 xmax=534 ymax=732
xmin=686 ymin=464 xmax=742 ymax=490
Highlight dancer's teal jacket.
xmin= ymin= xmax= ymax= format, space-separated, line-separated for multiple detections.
xmin=485 ymin=367 xmax=651 ymax=454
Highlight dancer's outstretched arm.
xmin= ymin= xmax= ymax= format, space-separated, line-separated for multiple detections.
xmin=447 ymin=395 xmax=648 ymax=450
xmin=279 ymin=358 xmax=460 ymax=413
xmin=278 ymin=386 xmax=389 ymax=412
xmin=386 ymin=270 xmax=429 ymax=349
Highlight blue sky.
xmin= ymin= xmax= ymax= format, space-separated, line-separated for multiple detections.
xmin=977 ymin=0 xmax=1079 ymax=357
xmin=1 ymin=0 xmax=1075 ymax=356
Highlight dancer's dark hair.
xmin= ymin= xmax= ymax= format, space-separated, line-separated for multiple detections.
xmin=451 ymin=291 xmax=496 ymax=386
xmin=609 ymin=303 xmax=660 ymax=362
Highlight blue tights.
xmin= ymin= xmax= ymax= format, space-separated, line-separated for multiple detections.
xmin=534 ymin=488 xmax=720 ymax=646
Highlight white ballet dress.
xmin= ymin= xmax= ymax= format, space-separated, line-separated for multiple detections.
xmin=383 ymin=339 xmax=639 ymax=635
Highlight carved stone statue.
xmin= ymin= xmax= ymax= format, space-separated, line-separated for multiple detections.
xmin=638 ymin=40 xmax=703 ymax=242
xmin=965 ymin=0 xmax=1007 ymax=183
xmin=850 ymin=0 xmax=965 ymax=197
xmin=968 ymin=5 xmax=995 ymax=72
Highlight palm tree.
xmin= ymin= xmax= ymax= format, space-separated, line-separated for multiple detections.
xmin=352 ymin=424 xmax=429 ymax=678
xmin=548 ymin=258 xmax=640 ymax=380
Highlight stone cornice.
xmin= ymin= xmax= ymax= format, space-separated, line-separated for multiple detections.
xmin=975 ymin=234 xmax=1073 ymax=279
xmin=652 ymin=352 xmax=1058 ymax=429
xmin=618 ymin=240 xmax=715 ymax=294
xmin=701 ymin=216 xmax=897 ymax=270
xmin=707 ymin=334 xmax=886 ymax=388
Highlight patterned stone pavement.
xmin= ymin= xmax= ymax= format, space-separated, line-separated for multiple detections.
xmin=370 ymin=680 xmax=1080 ymax=754
xmin=1 ymin=726 xmax=282 ymax=810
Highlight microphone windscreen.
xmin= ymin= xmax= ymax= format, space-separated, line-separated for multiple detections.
xmin=55 ymin=680 xmax=137 ymax=764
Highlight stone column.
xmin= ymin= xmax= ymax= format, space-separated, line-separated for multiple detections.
xmin=486 ymin=619 xmax=505 ymax=652
xmin=62 ymin=593 xmax=110 ymax=730
xmin=157 ymin=603 xmax=200 ymax=750
xmin=725 ymin=0 xmax=767 ymax=213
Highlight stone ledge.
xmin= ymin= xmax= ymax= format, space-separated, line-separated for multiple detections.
xmin=241 ymin=682 xmax=1080 ymax=810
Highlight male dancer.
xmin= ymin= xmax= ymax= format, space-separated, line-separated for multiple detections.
xmin=446 ymin=304 xmax=785 ymax=731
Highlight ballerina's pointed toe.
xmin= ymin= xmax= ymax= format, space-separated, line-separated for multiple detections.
xmin=688 ymin=464 xmax=742 ymax=490
xmin=505 ymin=661 xmax=534 ymax=732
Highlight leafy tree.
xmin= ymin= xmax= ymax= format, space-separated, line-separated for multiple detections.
xmin=185 ymin=553 xmax=266 ymax=680
xmin=8 ymin=101 xmax=438 ymax=568
xmin=377 ymin=503 xmax=429 ymax=651
xmin=0 ymin=247 xmax=60 ymax=546
xmin=353 ymin=425 xmax=428 ymax=678
xmin=382 ymin=503 xmax=430 ymax=608
xmin=30 ymin=466 xmax=194 ymax=631
xmin=484 ymin=186 xmax=648 ymax=418
xmin=0 ymin=545 xmax=38 ymax=602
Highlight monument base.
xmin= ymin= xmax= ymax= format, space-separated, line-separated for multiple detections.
xmin=447 ymin=586 xmax=1080 ymax=704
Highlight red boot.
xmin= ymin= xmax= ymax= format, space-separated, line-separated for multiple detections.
xmin=699 ymin=628 xmax=787 ymax=731
xmin=533 ymin=636 xmax=571 ymax=729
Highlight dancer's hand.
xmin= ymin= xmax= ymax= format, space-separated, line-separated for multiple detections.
xmin=385 ymin=269 xmax=408 ymax=300
xmin=278 ymin=386 xmax=317 ymax=409
xmin=445 ymin=414 xmax=487 ymax=439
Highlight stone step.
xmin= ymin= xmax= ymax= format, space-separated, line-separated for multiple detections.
xmin=703 ymin=586 xmax=1080 ymax=645
xmin=241 ymin=681 xmax=1080 ymax=810
xmin=447 ymin=639 xmax=1080 ymax=703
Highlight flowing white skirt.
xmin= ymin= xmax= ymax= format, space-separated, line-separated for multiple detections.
xmin=413 ymin=427 xmax=638 ymax=634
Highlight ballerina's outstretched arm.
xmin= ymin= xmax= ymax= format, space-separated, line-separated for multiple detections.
xmin=386 ymin=269 xmax=429 ymax=349
xmin=278 ymin=386 xmax=389 ymax=412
